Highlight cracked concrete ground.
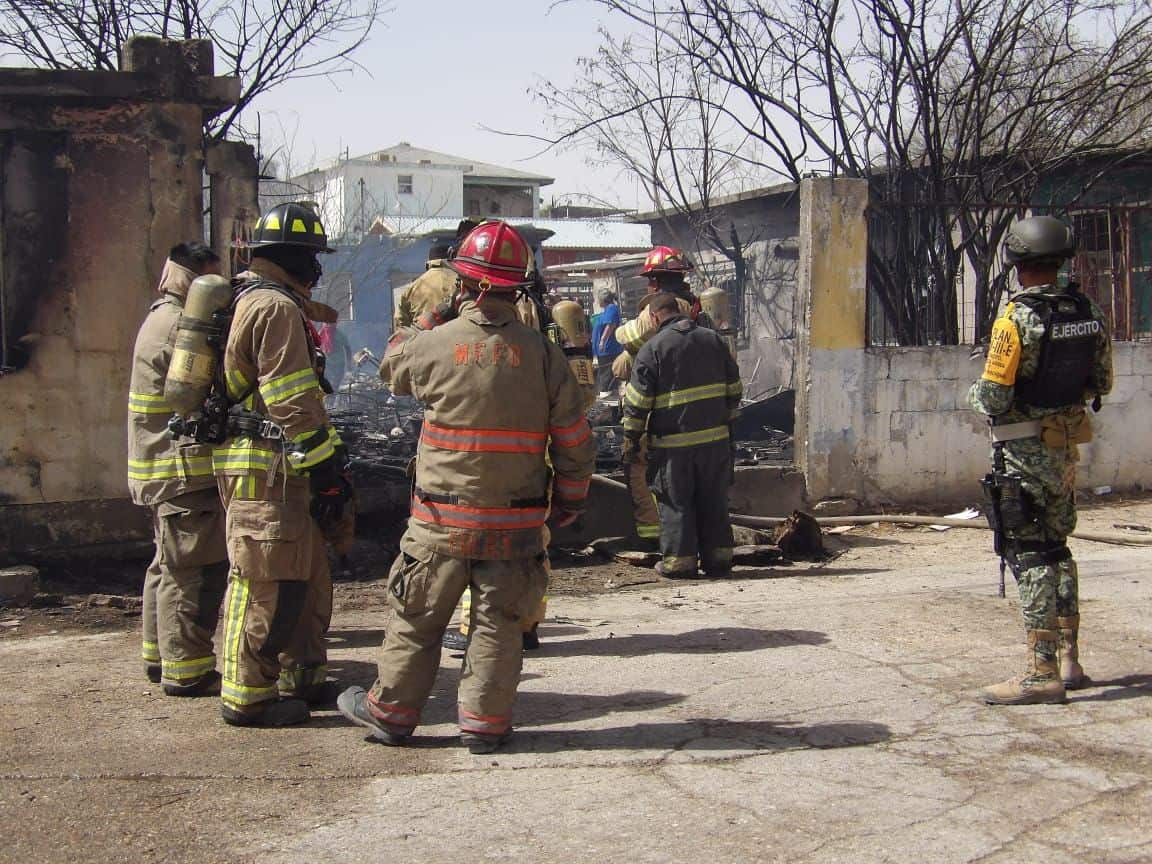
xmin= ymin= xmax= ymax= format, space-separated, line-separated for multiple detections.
xmin=1 ymin=499 xmax=1150 ymax=864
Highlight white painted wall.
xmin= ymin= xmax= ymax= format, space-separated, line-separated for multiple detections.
xmin=807 ymin=342 xmax=1152 ymax=506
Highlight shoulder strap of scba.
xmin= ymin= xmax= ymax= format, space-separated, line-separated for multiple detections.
xmin=221 ymin=277 xmax=324 ymax=405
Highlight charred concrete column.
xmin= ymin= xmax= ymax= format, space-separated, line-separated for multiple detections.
xmin=0 ymin=40 xmax=238 ymax=562
xmin=207 ymin=141 xmax=259 ymax=277
xmin=793 ymin=177 xmax=869 ymax=503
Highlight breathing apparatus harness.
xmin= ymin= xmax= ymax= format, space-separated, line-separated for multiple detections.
xmin=168 ymin=277 xmax=327 ymax=448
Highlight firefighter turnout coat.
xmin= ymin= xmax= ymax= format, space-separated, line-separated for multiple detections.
xmin=393 ymin=261 xmax=459 ymax=329
xmin=127 ymin=259 xmax=228 ymax=686
xmin=214 ymin=258 xmax=339 ymax=711
xmin=128 ymin=259 xmax=217 ymax=505
xmin=612 ymin=296 xmax=694 ymax=541
xmin=382 ymin=299 xmax=595 ymax=560
xmin=623 ymin=314 xmax=742 ymax=574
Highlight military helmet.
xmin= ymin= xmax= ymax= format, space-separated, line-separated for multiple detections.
xmin=641 ymin=245 xmax=694 ymax=276
xmin=250 ymin=202 xmax=335 ymax=253
xmin=448 ymin=220 xmax=534 ymax=290
xmin=1004 ymin=216 xmax=1074 ymax=266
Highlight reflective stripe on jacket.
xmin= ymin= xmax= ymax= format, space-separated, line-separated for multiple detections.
xmin=213 ymin=261 xmax=338 ymax=479
xmin=623 ymin=315 xmax=742 ymax=449
xmin=381 ymin=299 xmax=595 ymax=560
xmin=127 ymin=260 xmax=216 ymax=505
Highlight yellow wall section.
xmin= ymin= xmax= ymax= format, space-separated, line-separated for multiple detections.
xmin=809 ymin=182 xmax=868 ymax=350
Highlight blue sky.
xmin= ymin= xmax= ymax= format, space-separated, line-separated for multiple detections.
xmin=251 ymin=0 xmax=648 ymax=209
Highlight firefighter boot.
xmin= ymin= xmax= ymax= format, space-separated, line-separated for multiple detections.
xmin=522 ymin=623 xmax=541 ymax=651
xmin=461 ymin=731 xmax=511 ymax=755
xmin=221 ymin=697 xmax=309 ymax=727
xmin=442 ymin=629 xmax=470 ymax=652
xmin=1057 ymin=614 xmax=1087 ymax=690
xmin=980 ymin=629 xmax=1067 ymax=705
xmin=144 ymin=663 xmax=162 ymax=684
xmin=163 ymin=669 xmax=222 ymax=697
xmin=337 ymin=686 xmax=411 ymax=746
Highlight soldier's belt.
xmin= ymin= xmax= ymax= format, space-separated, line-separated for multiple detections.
xmin=414 ymin=486 xmax=548 ymax=509
xmin=989 ymin=420 xmax=1042 ymax=442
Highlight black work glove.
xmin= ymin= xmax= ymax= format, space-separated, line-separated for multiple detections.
xmin=308 ymin=455 xmax=352 ymax=529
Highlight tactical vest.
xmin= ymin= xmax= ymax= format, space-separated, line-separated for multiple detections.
xmin=1012 ymin=292 xmax=1101 ymax=408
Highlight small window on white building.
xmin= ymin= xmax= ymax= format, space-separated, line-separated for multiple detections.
xmin=397 ymin=174 xmax=413 ymax=195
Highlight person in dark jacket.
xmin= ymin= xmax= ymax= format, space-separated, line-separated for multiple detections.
xmin=622 ymin=291 xmax=742 ymax=578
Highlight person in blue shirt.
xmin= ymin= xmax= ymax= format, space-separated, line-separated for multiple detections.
xmin=591 ymin=288 xmax=623 ymax=395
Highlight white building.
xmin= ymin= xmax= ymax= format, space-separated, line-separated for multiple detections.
xmin=263 ymin=142 xmax=554 ymax=243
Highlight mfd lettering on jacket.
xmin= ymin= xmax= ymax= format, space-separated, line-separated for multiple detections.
xmin=454 ymin=340 xmax=522 ymax=367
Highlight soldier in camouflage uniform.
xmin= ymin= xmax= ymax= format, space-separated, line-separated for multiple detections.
xmin=969 ymin=215 xmax=1112 ymax=705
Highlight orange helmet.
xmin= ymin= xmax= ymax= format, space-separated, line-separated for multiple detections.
xmin=641 ymin=245 xmax=694 ymax=276
xmin=448 ymin=221 xmax=534 ymax=290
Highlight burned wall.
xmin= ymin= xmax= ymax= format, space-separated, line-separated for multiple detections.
xmin=640 ymin=189 xmax=802 ymax=396
xmin=0 ymin=39 xmax=240 ymax=563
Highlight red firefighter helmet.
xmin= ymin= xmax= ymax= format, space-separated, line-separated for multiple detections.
xmin=641 ymin=245 xmax=694 ymax=276
xmin=448 ymin=220 xmax=534 ymax=290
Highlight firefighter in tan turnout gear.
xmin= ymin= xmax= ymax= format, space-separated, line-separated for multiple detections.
xmin=128 ymin=242 xmax=228 ymax=694
xmin=215 ymin=202 xmax=349 ymax=727
xmin=338 ymin=220 xmax=595 ymax=754
xmin=393 ymin=220 xmax=479 ymax=329
xmin=612 ymin=246 xmax=705 ymax=547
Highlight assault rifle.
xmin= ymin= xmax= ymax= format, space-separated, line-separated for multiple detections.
xmin=979 ymin=442 xmax=1030 ymax=598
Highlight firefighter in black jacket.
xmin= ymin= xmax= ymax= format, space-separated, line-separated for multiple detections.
xmin=623 ymin=292 xmax=743 ymax=578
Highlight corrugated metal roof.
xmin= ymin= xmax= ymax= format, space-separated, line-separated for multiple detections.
xmin=378 ymin=217 xmax=652 ymax=250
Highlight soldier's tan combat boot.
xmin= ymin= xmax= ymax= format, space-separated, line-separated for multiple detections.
xmin=1057 ymin=614 xmax=1087 ymax=690
xmin=980 ymin=629 xmax=1067 ymax=705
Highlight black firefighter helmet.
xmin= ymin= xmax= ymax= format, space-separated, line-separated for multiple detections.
xmin=250 ymin=202 xmax=335 ymax=253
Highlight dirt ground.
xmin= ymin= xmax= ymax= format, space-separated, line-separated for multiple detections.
xmin=1 ymin=494 xmax=1150 ymax=863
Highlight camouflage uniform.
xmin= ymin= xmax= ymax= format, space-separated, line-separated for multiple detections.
xmin=969 ymin=283 xmax=1111 ymax=696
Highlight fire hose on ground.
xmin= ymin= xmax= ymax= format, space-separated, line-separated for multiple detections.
xmin=588 ymin=474 xmax=1152 ymax=547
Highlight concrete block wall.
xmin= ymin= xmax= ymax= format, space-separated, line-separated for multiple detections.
xmin=794 ymin=177 xmax=1152 ymax=507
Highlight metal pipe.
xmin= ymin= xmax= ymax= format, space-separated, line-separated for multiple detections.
xmin=589 ymin=474 xmax=1152 ymax=547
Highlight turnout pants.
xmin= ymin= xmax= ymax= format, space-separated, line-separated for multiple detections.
xmin=625 ymin=436 xmax=661 ymax=541
xmin=458 ymin=524 xmax=551 ymax=637
xmin=140 ymin=487 xmax=229 ymax=685
xmin=217 ymin=475 xmax=333 ymax=711
xmin=650 ymin=440 xmax=735 ymax=574
xmin=366 ymin=533 xmax=548 ymax=737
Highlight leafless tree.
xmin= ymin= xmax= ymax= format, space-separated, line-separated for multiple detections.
xmin=0 ymin=0 xmax=389 ymax=140
xmin=541 ymin=0 xmax=1152 ymax=344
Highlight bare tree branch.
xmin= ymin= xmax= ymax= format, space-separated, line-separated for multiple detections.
xmin=0 ymin=0 xmax=391 ymax=142
xmin=538 ymin=0 xmax=1152 ymax=343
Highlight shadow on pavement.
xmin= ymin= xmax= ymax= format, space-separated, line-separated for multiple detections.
xmin=514 ymin=718 xmax=892 ymax=753
xmin=1069 ymin=673 xmax=1152 ymax=703
xmin=788 ymin=566 xmax=891 ymax=577
xmin=326 ymin=628 xmax=388 ymax=650
xmin=541 ymin=627 xmax=829 ymax=658
xmin=516 ymin=689 xmax=687 ymax=726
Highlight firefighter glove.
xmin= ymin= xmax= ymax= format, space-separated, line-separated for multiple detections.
xmin=308 ymin=455 xmax=353 ymax=528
